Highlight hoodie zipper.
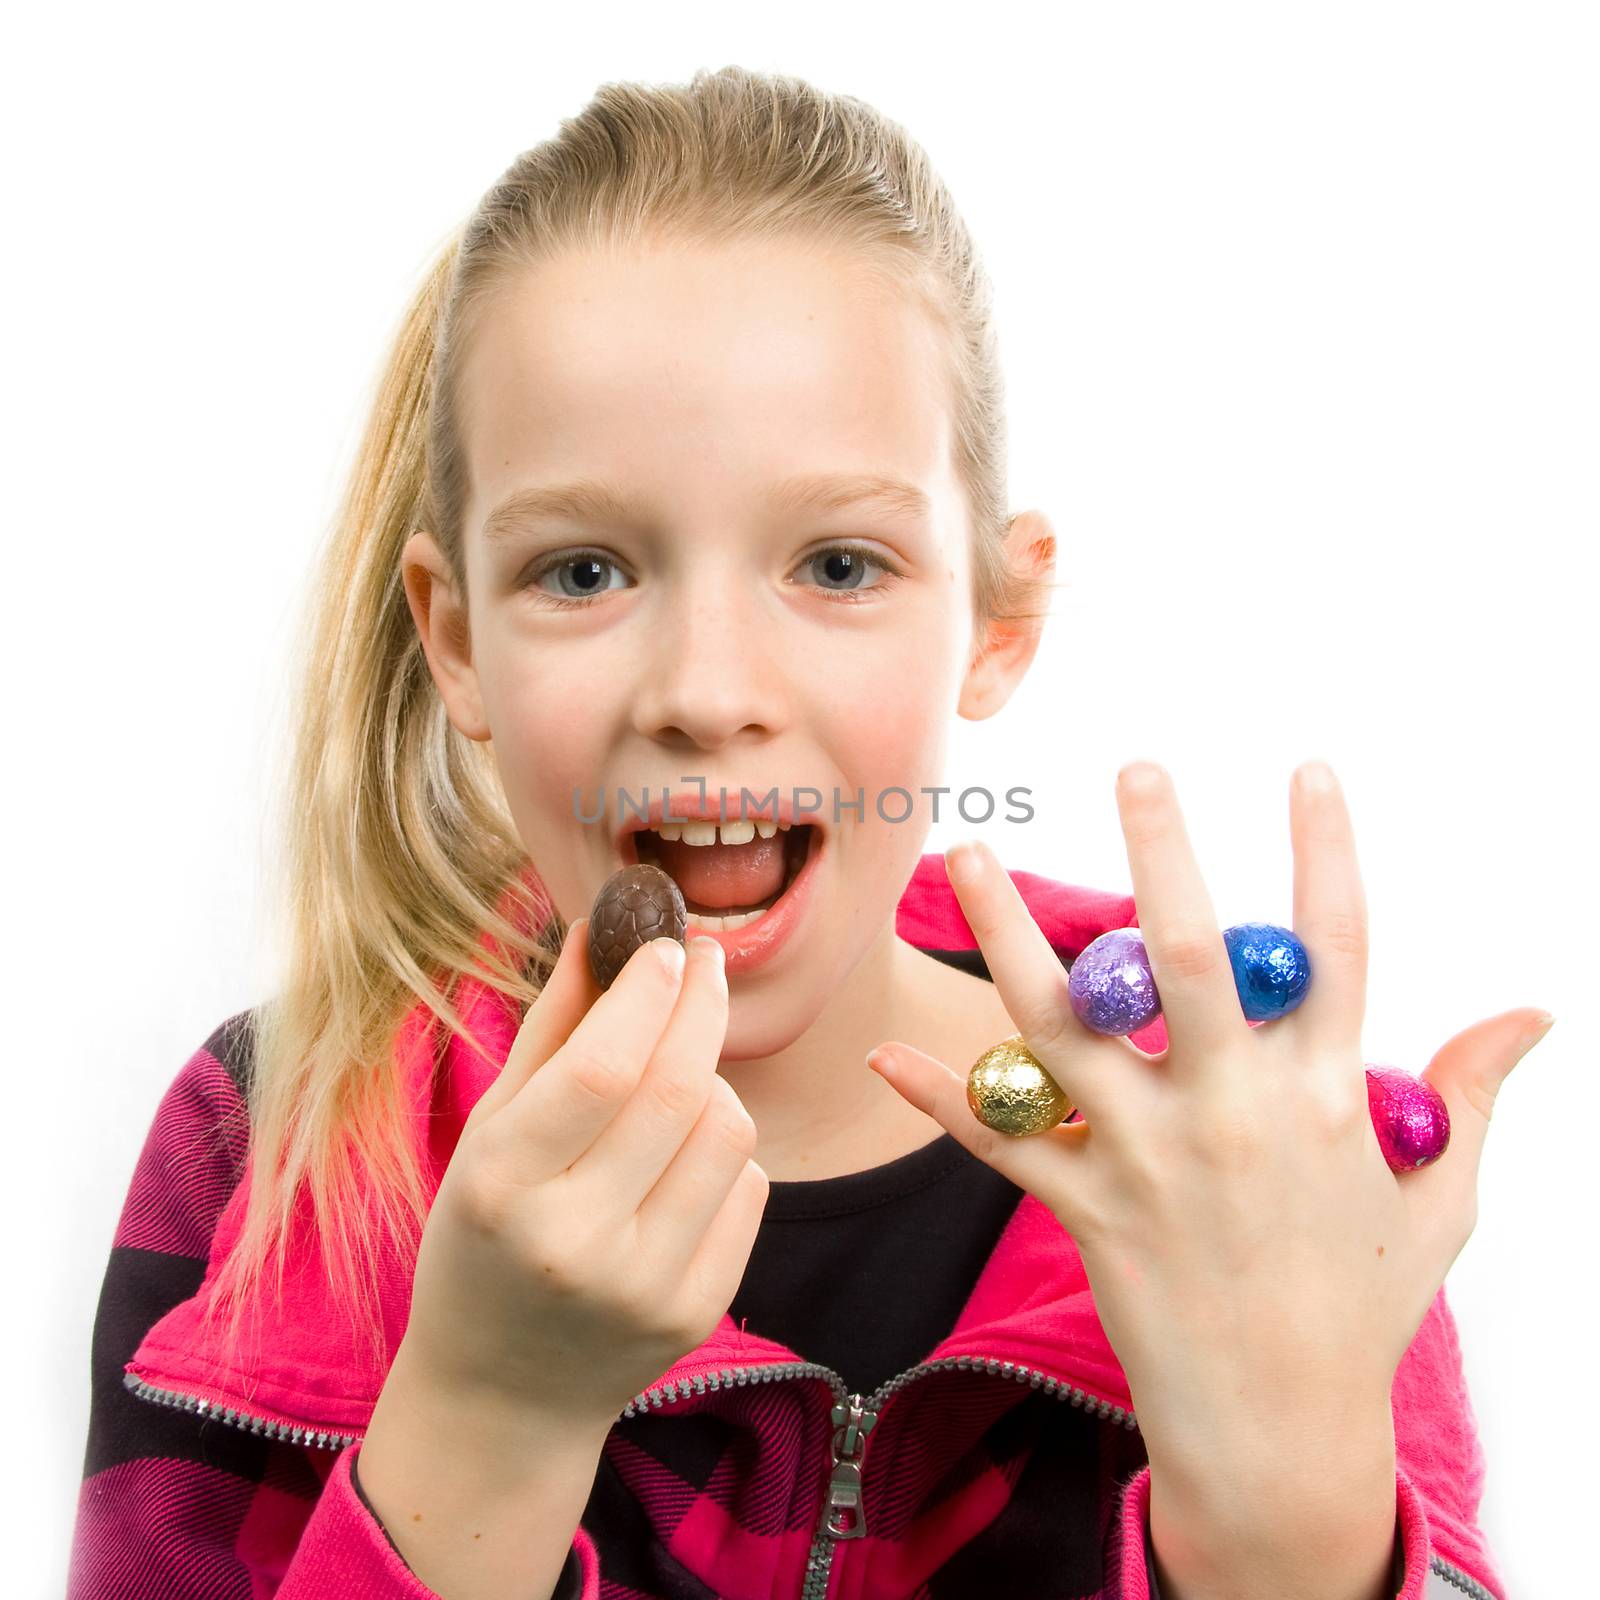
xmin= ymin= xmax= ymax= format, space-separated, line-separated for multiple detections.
xmin=621 ymin=1354 xmax=1139 ymax=1600
xmin=124 ymin=1361 xmax=1502 ymax=1600
xmin=126 ymin=1354 xmax=1132 ymax=1600
xmin=121 ymin=1370 xmax=361 ymax=1450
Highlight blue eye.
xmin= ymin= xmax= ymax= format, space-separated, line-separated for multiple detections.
xmin=793 ymin=544 xmax=900 ymax=601
xmin=521 ymin=550 xmax=633 ymax=609
xmin=519 ymin=541 xmax=904 ymax=610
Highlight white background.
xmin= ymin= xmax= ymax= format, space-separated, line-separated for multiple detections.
xmin=10 ymin=2 xmax=1595 ymax=1594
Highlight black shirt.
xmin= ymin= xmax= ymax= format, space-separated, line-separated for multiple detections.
xmin=727 ymin=1128 xmax=1025 ymax=1396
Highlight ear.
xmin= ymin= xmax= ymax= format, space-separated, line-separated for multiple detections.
xmin=958 ymin=509 xmax=1057 ymax=721
xmin=401 ymin=530 xmax=492 ymax=742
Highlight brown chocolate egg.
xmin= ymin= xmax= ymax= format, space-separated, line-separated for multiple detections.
xmin=587 ymin=863 xmax=689 ymax=990
xmin=966 ymin=1035 xmax=1074 ymax=1136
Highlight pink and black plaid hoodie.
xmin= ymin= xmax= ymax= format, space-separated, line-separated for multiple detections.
xmin=70 ymin=855 xmax=1507 ymax=1599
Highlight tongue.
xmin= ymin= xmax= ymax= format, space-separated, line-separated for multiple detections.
xmin=650 ymin=833 xmax=789 ymax=910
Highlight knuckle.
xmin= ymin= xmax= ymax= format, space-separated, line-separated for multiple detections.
xmin=669 ymin=1288 xmax=721 ymax=1352
xmin=641 ymin=1065 xmax=706 ymax=1123
xmin=618 ymin=1274 xmax=691 ymax=1341
xmin=451 ymin=1151 xmax=515 ymax=1237
xmin=502 ymin=1203 xmax=585 ymax=1286
xmin=1016 ymin=993 xmax=1073 ymax=1056
xmin=516 ymin=1226 xmax=586 ymax=1297
xmin=562 ymin=1045 xmax=634 ymax=1107
xmin=1318 ymin=910 xmax=1368 ymax=962
xmin=967 ymin=1122 xmax=1007 ymax=1168
xmin=1307 ymin=1080 xmax=1365 ymax=1141
xmin=459 ymin=1094 xmax=491 ymax=1142
xmin=1120 ymin=812 xmax=1165 ymax=852
xmin=1159 ymin=930 xmax=1223 ymax=982
xmin=1064 ymin=1170 xmax=1113 ymax=1245
xmin=717 ymin=1109 xmax=760 ymax=1157
xmin=706 ymin=1078 xmax=758 ymax=1152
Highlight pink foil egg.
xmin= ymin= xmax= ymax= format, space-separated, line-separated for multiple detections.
xmin=1365 ymin=1066 xmax=1451 ymax=1172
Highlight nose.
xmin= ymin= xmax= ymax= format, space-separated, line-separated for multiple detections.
xmin=629 ymin=568 xmax=787 ymax=749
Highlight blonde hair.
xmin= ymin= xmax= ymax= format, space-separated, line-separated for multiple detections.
xmin=201 ymin=64 xmax=1057 ymax=1376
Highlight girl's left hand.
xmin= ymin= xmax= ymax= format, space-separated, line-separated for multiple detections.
xmin=868 ymin=759 xmax=1554 ymax=1489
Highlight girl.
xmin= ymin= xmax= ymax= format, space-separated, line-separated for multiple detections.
xmin=71 ymin=66 xmax=1534 ymax=1600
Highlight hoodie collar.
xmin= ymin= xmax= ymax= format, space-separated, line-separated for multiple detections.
xmin=126 ymin=854 xmax=1161 ymax=1440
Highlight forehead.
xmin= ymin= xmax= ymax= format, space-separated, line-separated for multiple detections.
xmin=454 ymin=239 xmax=958 ymax=512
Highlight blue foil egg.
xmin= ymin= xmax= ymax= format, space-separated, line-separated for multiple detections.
xmin=1223 ymin=921 xmax=1312 ymax=1022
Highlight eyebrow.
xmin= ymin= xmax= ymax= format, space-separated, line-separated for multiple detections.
xmin=481 ymin=472 xmax=934 ymax=544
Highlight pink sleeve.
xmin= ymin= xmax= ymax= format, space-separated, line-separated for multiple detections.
xmin=276 ymin=1443 xmax=601 ymax=1599
xmin=1112 ymin=1465 xmax=1413 ymax=1599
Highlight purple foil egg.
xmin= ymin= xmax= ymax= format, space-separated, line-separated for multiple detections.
xmin=1068 ymin=928 xmax=1162 ymax=1037
xmin=1366 ymin=1066 xmax=1451 ymax=1172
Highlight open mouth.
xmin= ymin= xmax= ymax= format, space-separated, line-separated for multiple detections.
xmin=628 ymin=821 xmax=819 ymax=931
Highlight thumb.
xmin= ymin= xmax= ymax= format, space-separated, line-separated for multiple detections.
xmin=1423 ymin=1006 xmax=1556 ymax=1133
xmin=1401 ymin=1006 xmax=1554 ymax=1255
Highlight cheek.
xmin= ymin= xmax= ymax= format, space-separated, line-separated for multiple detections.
xmin=831 ymin=673 xmax=956 ymax=841
xmin=476 ymin=623 xmax=610 ymax=762
xmin=861 ymin=640 xmax=959 ymax=765
xmin=475 ymin=663 xmax=612 ymax=845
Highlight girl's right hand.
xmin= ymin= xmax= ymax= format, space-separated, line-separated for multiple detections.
xmin=398 ymin=917 xmax=767 ymax=1431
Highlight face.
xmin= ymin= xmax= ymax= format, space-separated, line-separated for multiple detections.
xmin=405 ymin=235 xmax=1041 ymax=1058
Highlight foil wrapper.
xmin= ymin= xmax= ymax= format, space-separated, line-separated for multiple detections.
xmin=1223 ymin=921 xmax=1313 ymax=1022
xmin=1067 ymin=928 xmax=1161 ymax=1037
xmin=1366 ymin=1065 xmax=1452 ymax=1171
xmin=966 ymin=1034 xmax=1074 ymax=1136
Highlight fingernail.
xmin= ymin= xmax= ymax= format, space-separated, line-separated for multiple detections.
xmin=866 ymin=1049 xmax=897 ymax=1080
xmin=946 ymin=843 xmax=980 ymax=887
xmin=693 ymin=935 xmax=725 ymax=968
xmin=1525 ymin=1012 xmax=1557 ymax=1042
xmin=657 ymin=938 xmax=686 ymax=975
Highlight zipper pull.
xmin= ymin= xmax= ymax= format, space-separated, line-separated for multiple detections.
xmin=824 ymin=1396 xmax=878 ymax=1539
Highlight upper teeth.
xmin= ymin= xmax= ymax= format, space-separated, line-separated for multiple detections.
xmin=649 ymin=819 xmax=792 ymax=846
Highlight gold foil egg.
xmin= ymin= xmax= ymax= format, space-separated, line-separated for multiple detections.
xmin=966 ymin=1034 xmax=1074 ymax=1136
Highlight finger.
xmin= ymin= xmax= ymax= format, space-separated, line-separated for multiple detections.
xmin=942 ymin=840 xmax=1126 ymax=1121
xmin=943 ymin=841 xmax=1073 ymax=1052
xmin=636 ymin=1073 xmax=758 ymax=1282
xmin=464 ymin=915 xmax=597 ymax=1134
xmin=1287 ymin=760 xmax=1366 ymax=1055
xmin=676 ymin=1157 xmax=771 ymax=1333
xmin=1115 ymin=761 xmax=1243 ymax=1067
xmin=868 ymin=1040 xmax=1093 ymax=1225
xmin=495 ymin=933 xmax=688 ymax=1174
xmin=586 ymin=934 xmax=734 ymax=1214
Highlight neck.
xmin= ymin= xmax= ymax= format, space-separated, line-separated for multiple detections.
xmin=721 ymin=926 xmax=1009 ymax=1182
